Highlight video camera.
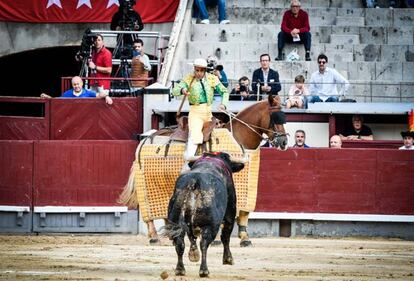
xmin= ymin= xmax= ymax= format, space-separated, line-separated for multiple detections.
xmin=239 ymin=83 xmax=247 ymax=92
xmin=76 ymin=28 xmax=97 ymax=61
xmin=207 ymin=62 xmax=223 ymax=73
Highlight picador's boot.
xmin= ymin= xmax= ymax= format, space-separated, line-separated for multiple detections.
xmin=237 ymin=211 xmax=252 ymax=247
xmin=147 ymin=220 xmax=160 ymax=245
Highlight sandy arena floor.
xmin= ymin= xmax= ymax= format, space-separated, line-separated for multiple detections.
xmin=0 ymin=234 xmax=413 ymax=281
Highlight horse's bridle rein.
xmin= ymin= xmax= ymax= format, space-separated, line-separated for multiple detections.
xmin=222 ymin=107 xmax=286 ymax=143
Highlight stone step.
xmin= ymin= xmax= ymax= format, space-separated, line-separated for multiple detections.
xmin=173 ymin=60 xmax=414 ymax=85
xmin=335 ymin=16 xmax=365 ymax=26
xmin=186 ymin=42 xmax=413 ymax=63
xmin=330 ymin=34 xmax=360 ymax=44
xmin=190 ymin=24 xmax=414 ymax=45
xmin=201 ymin=7 xmax=414 ymax=27
xmin=229 ymin=0 xmax=364 ymax=9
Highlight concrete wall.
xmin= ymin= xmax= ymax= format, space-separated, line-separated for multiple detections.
xmin=0 ymin=22 xmax=173 ymax=57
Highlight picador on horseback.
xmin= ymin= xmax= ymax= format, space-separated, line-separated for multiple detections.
xmin=119 ymin=57 xmax=288 ymax=247
xmin=172 ymin=58 xmax=228 ymax=161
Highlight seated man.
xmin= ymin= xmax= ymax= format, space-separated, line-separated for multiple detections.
xmin=275 ymin=0 xmax=311 ymax=61
xmin=308 ymin=54 xmax=349 ymax=103
xmin=40 ymin=76 xmax=113 ymax=105
xmin=230 ymin=76 xmax=257 ymax=101
xmin=340 ymin=114 xmax=373 ymax=141
xmin=399 ymin=131 xmax=414 ymax=150
xmin=330 ymin=135 xmax=342 ymax=148
xmin=292 ymin=129 xmax=310 ymax=148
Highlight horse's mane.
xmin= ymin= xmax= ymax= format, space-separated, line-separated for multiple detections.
xmin=233 ymin=100 xmax=269 ymax=120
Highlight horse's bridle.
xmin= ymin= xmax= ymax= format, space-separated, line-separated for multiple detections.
xmin=223 ymin=108 xmax=286 ymax=145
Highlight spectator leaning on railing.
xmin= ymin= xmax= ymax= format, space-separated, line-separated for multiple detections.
xmin=40 ymin=76 xmax=113 ymax=105
xmin=308 ymin=54 xmax=349 ymax=103
xmin=340 ymin=114 xmax=373 ymax=141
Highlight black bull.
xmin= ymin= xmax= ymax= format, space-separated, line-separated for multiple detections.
xmin=164 ymin=152 xmax=245 ymax=278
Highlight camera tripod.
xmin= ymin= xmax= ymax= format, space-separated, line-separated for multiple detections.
xmin=113 ymin=56 xmax=134 ymax=96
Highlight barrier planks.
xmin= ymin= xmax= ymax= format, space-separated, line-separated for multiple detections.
xmin=256 ymin=148 xmax=414 ymax=215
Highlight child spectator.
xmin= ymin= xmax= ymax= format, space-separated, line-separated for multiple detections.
xmin=286 ymin=74 xmax=309 ymax=109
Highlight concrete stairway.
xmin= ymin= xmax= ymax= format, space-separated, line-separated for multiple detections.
xmin=170 ymin=1 xmax=414 ymax=102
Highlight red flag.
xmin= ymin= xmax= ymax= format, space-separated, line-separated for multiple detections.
xmin=409 ymin=108 xmax=414 ymax=132
xmin=0 ymin=0 xmax=178 ymax=23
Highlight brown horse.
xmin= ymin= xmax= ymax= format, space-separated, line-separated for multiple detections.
xmin=137 ymin=95 xmax=287 ymax=246
xmin=226 ymin=95 xmax=287 ymax=150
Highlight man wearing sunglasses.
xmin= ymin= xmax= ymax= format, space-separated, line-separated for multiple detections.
xmin=275 ymin=0 xmax=311 ymax=61
xmin=308 ymin=54 xmax=349 ymax=103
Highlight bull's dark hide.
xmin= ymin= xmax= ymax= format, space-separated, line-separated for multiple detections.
xmin=165 ymin=152 xmax=244 ymax=278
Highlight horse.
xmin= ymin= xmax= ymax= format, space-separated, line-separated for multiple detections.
xmin=123 ymin=94 xmax=287 ymax=246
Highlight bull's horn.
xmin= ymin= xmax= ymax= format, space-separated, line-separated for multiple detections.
xmin=185 ymin=155 xmax=202 ymax=162
xmin=229 ymin=155 xmax=249 ymax=164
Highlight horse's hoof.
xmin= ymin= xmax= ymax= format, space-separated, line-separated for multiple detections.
xmin=149 ymin=238 xmax=160 ymax=245
xmin=223 ymin=256 xmax=234 ymax=265
xmin=210 ymin=240 xmax=222 ymax=246
xmin=199 ymin=269 xmax=209 ymax=278
xmin=189 ymin=247 xmax=200 ymax=262
xmin=240 ymin=239 xmax=252 ymax=247
xmin=175 ymin=268 xmax=186 ymax=276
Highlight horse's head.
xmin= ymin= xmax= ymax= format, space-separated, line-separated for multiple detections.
xmin=267 ymin=95 xmax=288 ymax=151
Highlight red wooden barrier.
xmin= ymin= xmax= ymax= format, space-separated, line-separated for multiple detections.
xmin=50 ymin=97 xmax=143 ymax=140
xmin=33 ymin=140 xmax=137 ymax=206
xmin=0 ymin=97 xmax=50 ymax=140
xmin=0 ymin=141 xmax=34 ymax=206
xmin=256 ymin=148 xmax=414 ymax=215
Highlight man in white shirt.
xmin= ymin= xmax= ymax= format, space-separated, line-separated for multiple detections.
xmin=308 ymin=54 xmax=349 ymax=103
xmin=399 ymin=131 xmax=414 ymax=150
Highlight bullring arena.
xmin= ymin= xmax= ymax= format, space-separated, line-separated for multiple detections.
xmin=1 ymin=0 xmax=414 ymax=280
xmin=1 ymin=235 xmax=414 ymax=281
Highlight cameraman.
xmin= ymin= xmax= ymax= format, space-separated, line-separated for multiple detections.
xmin=230 ymin=76 xmax=256 ymax=101
xmin=88 ymin=34 xmax=113 ymax=91
xmin=111 ymin=0 xmax=143 ymax=57
xmin=206 ymin=55 xmax=228 ymax=101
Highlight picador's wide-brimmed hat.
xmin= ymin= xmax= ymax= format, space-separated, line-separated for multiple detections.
xmin=189 ymin=58 xmax=208 ymax=68
xmin=401 ymin=131 xmax=414 ymax=138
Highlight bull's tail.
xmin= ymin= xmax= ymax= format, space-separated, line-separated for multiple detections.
xmin=163 ymin=178 xmax=199 ymax=240
xmin=117 ymin=163 xmax=138 ymax=208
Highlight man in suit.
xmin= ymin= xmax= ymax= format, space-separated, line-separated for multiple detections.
xmin=252 ymin=54 xmax=281 ymax=100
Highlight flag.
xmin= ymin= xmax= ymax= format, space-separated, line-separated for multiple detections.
xmin=409 ymin=108 xmax=414 ymax=132
xmin=0 ymin=0 xmax=178 ymax=23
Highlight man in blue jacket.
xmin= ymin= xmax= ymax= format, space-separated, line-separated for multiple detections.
xmin=251 ymin=54 xmax=281 ymax=100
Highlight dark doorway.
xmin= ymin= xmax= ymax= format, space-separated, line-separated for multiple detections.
xmin=0 ymin=46 xmax=82 ymax=97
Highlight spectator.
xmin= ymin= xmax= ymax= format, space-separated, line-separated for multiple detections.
xmin=172 ymin=58 xmax=229 ymax=158
xmin=340 ymin=114 xmax=373 ymax=141
xmin=130 ymin=39 xmax=151 ymax=88
xmin=230 ymin=76 xmax=257 ymax=101
xmin=399 ymin=131 xmax=414 ymax=150
xmin=193 ymin=0 xmax=229 ymax=24
xmin=329 ymin=135 xmax=342 ymax=148
xmin=276 ymin=0 xmax=311 ymax=61
xmin=88 ymin=34 xmax=113 ymax=91
xmin=308 ymin=54 xmax=349 ymax=103
xmin=40 ymin=76 xmax=113 ymax=105
xmin=363 ymin=0 xmax=397 ymax=8
xmin=292 ymin=129 xmax=310 ymax=148
xmin=252 ymin=54 xmax=281 ymax=99
xmin=286 ymin=74 xmax=309 ymax=109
